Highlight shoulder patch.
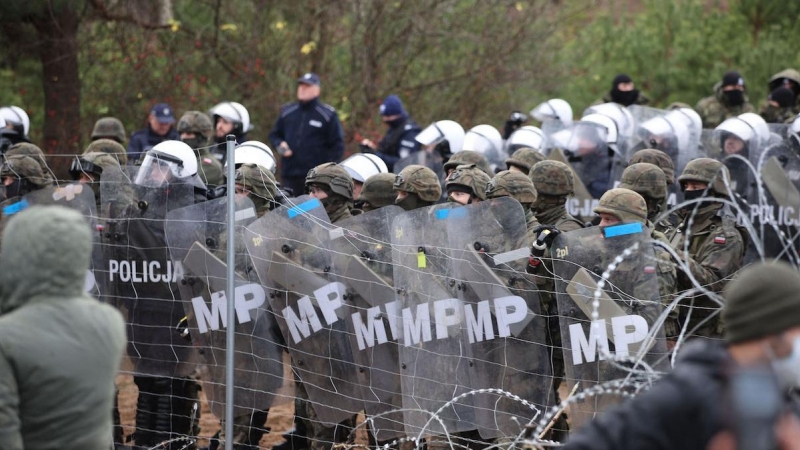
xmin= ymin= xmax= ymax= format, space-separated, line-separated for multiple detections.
xmin=714 ymin=236 xmax=726 ymax=244
xmin=203 ymin=158 xmax=213 ymax=164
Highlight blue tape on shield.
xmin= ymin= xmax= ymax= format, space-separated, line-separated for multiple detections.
xmin=435 ymin=207 xmax=467 ymax=220
xmin=287 ymin=199 xmax=322 ymax=219
xmin=603 ymin=222 xmax=644 ymax=238
xmin=3 ymin=199 xmax=29 ymax=216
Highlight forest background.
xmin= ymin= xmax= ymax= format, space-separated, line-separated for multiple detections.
xmin=1 ymin=0 xmax=798 ymax=176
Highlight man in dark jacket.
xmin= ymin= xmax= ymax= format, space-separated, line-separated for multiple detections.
xmin=563 ymin=260 xmax=800 ymax=450
xmin=0 ymin=206 xmax=126 ymax=449
xmin=360 ymin=94 xmax=421 ymax=171
xmin=127 ymin=102 xmax=180 ymax=163
xmin=269 ymin=72 xmax=345 ymax=196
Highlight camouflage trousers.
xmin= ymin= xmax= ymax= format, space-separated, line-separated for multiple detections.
xmin=295 ymin=381 xmax=358 ymax=450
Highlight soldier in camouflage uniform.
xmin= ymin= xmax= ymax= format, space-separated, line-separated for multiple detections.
xmin=91 ymin=117 xmax=127 ymax=144
xmin=694 ymin=71 xmax=756 ymax=128
xmin=177 ymin=111 xmax=225 ymax=186
xmin=486 ymin=170 xmax=540 ymax=240
xmin=759 ymin=86 xmax=797 ymax=124
xmin=69 ymin=151 xmax=121 ymax=211
xmin=525 ymin=159 xmax=584 ymax=441
xmin=5 ymin=142 xmax=55 ymax=186
xmin=628 ymin=148 xmax=676 ymax=186
xmin=618 ymin=163 xmax=671 ymax=233
xmin=442 ymin=150 xmax=492 ymax=177
xmin=505 ymin=147 xmax=546 ymax=174
xmin=305 ymin=162 xmax=355 ymax=224
xmin=235 ymin=163 xmax=280 ymax=217
xmin=663 ymin=158 xmax=747 ymax=339
xmin=593 ymin=188 xmax=677 ymax=323
xmin=444 ymin=163 xmax=490 ymax=205
xmin=0 ymin=155 xmax=50 ymax=238
xmin=84 ymin=138 xmax=129 ymax=166
xmin=759 ymin=68 xmax=800 ymax=122
xmin=393 ymin=164 xmax=442 ymax=211
xmin=356 ymin=172 xmax=396 ymax=213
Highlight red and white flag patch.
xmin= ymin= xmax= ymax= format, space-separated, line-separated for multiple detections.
xmin=714 ymin=236 xmax=726 ymax=244
xmin=203 ymin=158 xmax=213 ymax=164
xmin=644 ymin=266 xmax=656 ymax=274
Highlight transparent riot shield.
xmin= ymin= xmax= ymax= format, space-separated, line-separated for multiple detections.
xmin=583 ymin=103 xmax=636 ymax=156
xmin=549 ymin=121 xmax=613 ymax=199
xmin=21 ymin=184 xmax=100 ymax=295
xmin=547 ymin=147 xmax=599 ymax=221
xmin=552 ymin=224 xmax=669 ymax=430
xmin=391 ymin=203 xmax=476 ymax=437
xmin=446 ymin=197 xmax=553 ymax=439
xmin=394 ymin=150 xmax=447 ymax=201
xmin=165 ymin=196 xmax=287 ymax=420
xmin=99 ymin=165 xmax=199 ymax=377
xmin=627 ymin=105 xmax=667 ymax=126
xmin=321 ymin=205 xmax=406 ymax=441
xmin=243 ymin=196 xmax=364 ymax=426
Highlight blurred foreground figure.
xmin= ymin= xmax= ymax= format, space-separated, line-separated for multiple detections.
xmin=564 ymin=261 xmax=800 ymax=450
xmin=0 ymin=206 xmax=126 ymax=449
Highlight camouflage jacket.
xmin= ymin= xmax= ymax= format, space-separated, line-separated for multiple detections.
xmin=694 ymin=85 xmax=756 ymax=128
xmin=663 ymin=204 xmax=746 ymax=337
xmin=759 ymin=103 xmax=798 ymax=124
xmin=328 ymin=202 xmax=354 ymax=224
xmin=196 ymin=148 xmax=225 ymax=187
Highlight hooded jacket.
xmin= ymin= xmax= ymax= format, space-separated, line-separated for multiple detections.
xmin=0 ymin=206 xmax=126 ymax=449
xmin=564 ymin=340 xmax=731 ymax=450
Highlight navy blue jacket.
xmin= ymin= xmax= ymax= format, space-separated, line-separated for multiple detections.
xmin=268 ymin=97 xmax=345 ymax=178
xmin=127 ymin=125 xmax=179 ymax=162
xmin=375 ymin=115 xmax=421 ymax=172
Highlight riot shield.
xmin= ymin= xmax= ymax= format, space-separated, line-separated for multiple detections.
xmin=549 ymin=121 xmax=613 ymax=199
xmin=322 ymin=205 xmax=406 ymax=441
xmin=552 ymin=225 xmax=669 ymax=430
xmin=547 ymin=148 xmax=598 ymax=221
xmin=99 ymin=165 xmax=199 ymax=377
xmin=21 ymin=184 xmax=100 ymax=294
xmin=394 ymin=150 xmax=447 ymax=201
xmin=446 ymin=197 xmax=553 ymax=439
xmin=243 ymin=196 xmax=364 ymax=426
xmin=165 ymin=196 xmax=287 ymax=420
xmin=391 ymin=202 xmax=476 ymax=437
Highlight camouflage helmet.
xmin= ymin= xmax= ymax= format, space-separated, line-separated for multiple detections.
xmin=594 ymin=188 xmax=648 ymax=225
xmin=629 ymin=148 xmax=675 ymax=185
xmin=359 ymin=173 xmax=397 ymax=211
xmin=0 ymin=154 xmax=48 ymax=186
xmin=486 ymin=170 xmax=537 ymax=205
xmin=528 ymin=160 xmax=574 ymax=197
xmin=305 ymin=162 xmax=354 ymax=200
xmin=84 ymin=138 xmax=128 ymax=165
xmin=177 ymin=111 xmax=214 ymax=137
xmin=5 ymin=142 xmax=53 ymax=184
xmin=70 ymin=151 xmax=120 ymax=180
xmin=91 ymin=117 xmax=126 ymax=143
xmin=505 ymin=147 xmax=546 ymax=173
xmin=443 ymin=150 xmax=492 ymax=175
xmin=235 ymin=163 xmax=278 ymax=201
xmin=618 ymin=163 xmax=667 ymax=200
xmin=445 ymin=163 xmax=491 ymax=201
xmin=393 ymin=164 xmax=442 ymax=202
xmin=678 ymin=157 xmax=731 ymax=197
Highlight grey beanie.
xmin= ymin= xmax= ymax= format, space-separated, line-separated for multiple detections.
xmin=723 ymin=261 xmax=800 ymax=344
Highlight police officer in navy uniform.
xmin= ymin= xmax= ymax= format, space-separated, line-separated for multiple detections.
xmin=269 ymin=72 xmax=345 ymax=196
xmin=360 ymin=94 xmax=421 ymax=172
xmin=127 ymin=102 xmax=180 ymax=164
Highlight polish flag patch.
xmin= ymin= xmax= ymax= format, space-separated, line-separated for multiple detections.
xmin=714 ymin=236 xmax=726 ymax=244
xmin=203 ymin=158 xmax=213 ymax=164
xmin=643 ymin=266 xmax=656 ymax=274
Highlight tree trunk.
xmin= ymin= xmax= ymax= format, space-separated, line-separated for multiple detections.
xmin=32 ymin=6 xmax=81 ymax=180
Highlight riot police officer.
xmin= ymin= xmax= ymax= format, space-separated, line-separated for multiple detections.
xmin=176 ymin=111 xmax=225 ymax=186
xmin=393 ymin=164 xmax=442 ymax=211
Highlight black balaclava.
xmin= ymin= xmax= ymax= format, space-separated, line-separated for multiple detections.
xmin=610 ymin=74 xmax=639 ymax=106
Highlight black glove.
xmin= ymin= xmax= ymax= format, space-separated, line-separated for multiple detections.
xmin=206 ymin=185 xmax=227 ymax=200
xmin=532 ymin=225 xmax=561 ymax=248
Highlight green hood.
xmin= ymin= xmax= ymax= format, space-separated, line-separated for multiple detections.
xmin=0 ymin=205 xmax=93 ymax=314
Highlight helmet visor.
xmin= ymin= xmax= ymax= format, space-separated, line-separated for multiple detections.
xmin=134 ymin=151 xmax=184 ymax=188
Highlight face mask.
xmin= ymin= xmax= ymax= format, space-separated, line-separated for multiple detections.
xmin=681 ymin=189 xmax=713 ymax=212
xmin=771 ymin=336 xmax=800 ymax=389
xmin=181 ymin=137 xmax=206 ymax=152
xmin=611 ymin=88 xmax=639 ymax=106
xmin=396 ymin=194 xmax=421 ymax=211
xmin=724 ymin=89 xmax=745 ymax=106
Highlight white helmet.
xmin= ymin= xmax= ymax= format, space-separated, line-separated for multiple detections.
xmin=583 ymin=103 xmax=635 ymax=139
xmin=506 ymin=126 xmax=545 ymax=152
xmin=415 ymin=119 xmax=465 ymax=155
xmin=134 ymin=140 xmax=198 ymax=187
xmin=639 ymin=112 xmax=690 ymax=153
xmin=340 ymin=153 xmax=389 ymax=183
xmin=530 ymin=99 xmax=573 ymax=126
xmin=716 ymin=112 xmax=770 ymax=147
xmin=0 ymin=106 xmax=30 ymax=136
xmin=580 ymin=113 xmax=618 ymax=145
xmin=227 ymin=141 xmax=277 ymax=174
xmin=463 ymin=124 xmax=503 ymax=155
xmin=670 ymin=107 xmax=702 ymax=135
xmin=209 ymin=102 xmax=253 ymax=134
